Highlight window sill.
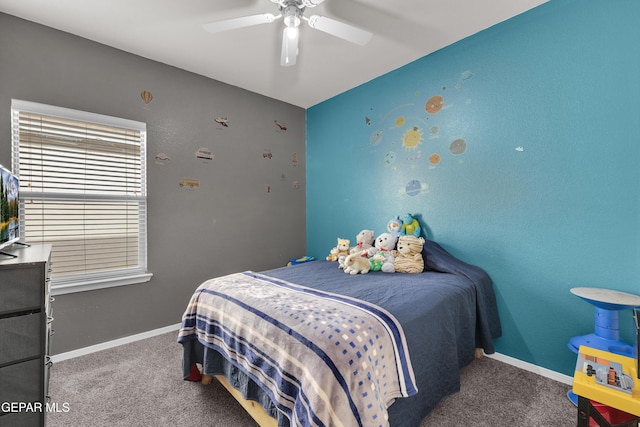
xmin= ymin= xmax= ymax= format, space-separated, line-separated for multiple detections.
xmin=51 ymin=272 xmax=153 ymax=295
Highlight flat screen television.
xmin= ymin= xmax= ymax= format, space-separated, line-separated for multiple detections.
xmin=0 ymin=164 xmax=20 ymax=253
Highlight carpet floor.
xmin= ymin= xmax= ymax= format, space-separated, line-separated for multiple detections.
xmin=46 ymin=331 xmax=584 ymax=426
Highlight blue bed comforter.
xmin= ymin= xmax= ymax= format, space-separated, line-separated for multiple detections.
xmin=179 ymin=240 xmax=501 ymax=427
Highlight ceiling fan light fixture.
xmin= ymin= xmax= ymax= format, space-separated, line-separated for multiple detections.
xmin=300 ymin=0 xmax=326 ymax=7
xmin=283 ymin=4 xmax=302 ymax=28
xmin=280 ymin=27 xmax=299 ymax=66
xmin=283 ymin=14 xmax=301 ymax=29
xmin=202 ymin=0 xmax=371 ymax=66
xmin=284 ymin=26 xmax=299 ymax=40
xmin=272 ymin=0 xmax=324 ymax=8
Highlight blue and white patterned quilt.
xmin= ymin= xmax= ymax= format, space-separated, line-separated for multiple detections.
xmin=178 ymin=271 xmax=417 ymax=427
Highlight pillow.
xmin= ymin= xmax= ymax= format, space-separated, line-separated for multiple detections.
xmin=422 ymin=239 xmax=491 ymax=286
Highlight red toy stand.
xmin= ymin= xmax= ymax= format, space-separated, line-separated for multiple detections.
xmin=578 ymin=398 xmax=639 ymax=427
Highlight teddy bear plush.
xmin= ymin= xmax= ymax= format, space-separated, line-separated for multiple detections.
xmin=350 ymin=229 xmax=375 ymax=254
xmin=366 ymin=232 xmax=398 ymax=273
xmin=393 ymin=235 xmax=425 ymax=273
xmin=400 ymin=213 xmax=421 ymax=237
xmin=326 ymin=238 xmax=350 ymax=262
xmin=342 ymin=253 xmax=371 ymax=275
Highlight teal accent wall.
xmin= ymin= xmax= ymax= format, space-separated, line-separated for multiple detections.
xmin=306 ymin=0 xmax=640 ymax=376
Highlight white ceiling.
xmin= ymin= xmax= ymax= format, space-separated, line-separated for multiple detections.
xmin=0 ymin=0 xmax=547 ymax=108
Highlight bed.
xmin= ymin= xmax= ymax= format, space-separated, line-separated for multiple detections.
xmin=178 ymin=239 xmax=502 ymax=427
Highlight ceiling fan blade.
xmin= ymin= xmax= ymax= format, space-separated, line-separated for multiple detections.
xmin=202 ymin=13 xmax=278 ymax=34
xmin=306 ymin=15 xmax=372 ymax=46
xmin=280 ymin=27 xmax=299 ymax=66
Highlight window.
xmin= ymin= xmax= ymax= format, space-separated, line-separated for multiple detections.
xmin=11 ymin=100 xmax=152 ymax=294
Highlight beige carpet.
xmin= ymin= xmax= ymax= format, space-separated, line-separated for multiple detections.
xmin=46 ymin=331 xmax=583 ymax=426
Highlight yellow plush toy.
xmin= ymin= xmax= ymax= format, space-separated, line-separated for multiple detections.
xmin=393 ymin=235 xmax=425 ymax=273
xmin=326 ymin=238 xmax=350 ymax=261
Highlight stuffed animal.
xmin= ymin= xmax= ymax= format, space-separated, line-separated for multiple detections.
xmin=366 ymin=232 xmax=398 ymax=273
xmin=393 ymin=235 xmax=425 ymax=273
xmin=368 ymin=252 xmax=385 ymax=271
xmin=387 ymin=217 xmax=403 ymax=237
xmin=342 ymin=253 xmax=371 ymax=275
xmin=400 ymin=213 xmax=421 ymax=237
xmin=326 ymin=238 xmax=350 ymax=262
xmin=350 ymin=229 xmax=375 ymax=254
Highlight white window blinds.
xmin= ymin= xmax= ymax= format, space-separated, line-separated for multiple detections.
xmin=11 ymin=100 xmax=151 ymax=294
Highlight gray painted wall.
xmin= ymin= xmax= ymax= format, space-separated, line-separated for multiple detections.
xmin=0 ymin=13 xmax=306 ymax=354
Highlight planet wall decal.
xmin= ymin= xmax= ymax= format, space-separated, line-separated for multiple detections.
xmin=449 ymin=138 xmax=467 ymax=155
xmin=403 ymin=179 xmax=429 ymax=197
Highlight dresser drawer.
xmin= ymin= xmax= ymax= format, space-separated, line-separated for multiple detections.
xmin=0 ymin=267 xmax=44 ymax=313
xmin=0 ymin=410 xmax=43 ymax=427
xmin=0 ymin=358 xmax=42 ymax=408
xmin=0 ymin=312 xmax=42 ymax=366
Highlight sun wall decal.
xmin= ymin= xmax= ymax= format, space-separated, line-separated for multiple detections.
xmin=402 ymin=126 xmax=423 ymax=150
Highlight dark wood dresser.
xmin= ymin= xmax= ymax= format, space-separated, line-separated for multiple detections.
xmin=0 ymin=244 xmax=53 ymax=427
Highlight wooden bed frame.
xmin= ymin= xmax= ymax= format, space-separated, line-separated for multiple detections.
xmin=200 ymin=348 xmax=485 ymax=427
xmin=202 ymin=374 xmax=277 ymax=427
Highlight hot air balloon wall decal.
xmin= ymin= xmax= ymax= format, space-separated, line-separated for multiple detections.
xmin=140 ymin=90 xmax=153 ymax=109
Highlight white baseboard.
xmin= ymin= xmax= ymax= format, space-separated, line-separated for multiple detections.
xmin=51 ymin=325 xmax=574 ymax=386
xmin=50 ymin=323 xmax=181 ymax=364
xmin=485 ymin=352 xmax=573 ymax=385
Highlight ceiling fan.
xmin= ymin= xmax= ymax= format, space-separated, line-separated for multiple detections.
xmin=202 ymin=0 xmax=373 ymax=66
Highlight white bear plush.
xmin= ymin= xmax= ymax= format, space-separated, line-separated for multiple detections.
xmin=350 ymin=229 xmax=375 ymax=254
xmin=366 ymin=232 xmax=398 ymax=273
